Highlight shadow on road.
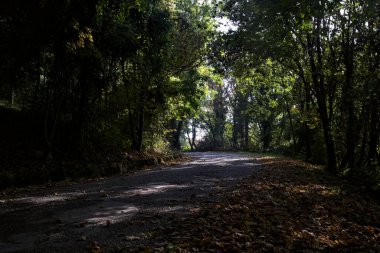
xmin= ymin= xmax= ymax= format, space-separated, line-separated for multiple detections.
xmin=0 ymin=152 xmax=261 ymax=252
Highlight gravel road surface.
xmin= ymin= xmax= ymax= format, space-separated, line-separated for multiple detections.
xmin=0 ymin=152 xmax=261 ymax=252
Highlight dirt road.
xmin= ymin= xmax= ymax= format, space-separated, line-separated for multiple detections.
xmin=0 ymin=152 xmax=260 ymax=252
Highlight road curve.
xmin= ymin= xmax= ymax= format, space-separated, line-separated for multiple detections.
xmin=0 ymin=152 xmax=261 ymax=252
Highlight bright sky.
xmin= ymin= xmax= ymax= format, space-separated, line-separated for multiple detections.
xmin=197 ymin=0 xmax=237 ymax=33
xmin=216 ymin=16 xmax=238 ymax=33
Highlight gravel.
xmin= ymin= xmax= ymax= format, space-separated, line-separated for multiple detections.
xmin=0 ymin=152 xmax=261 ymax=252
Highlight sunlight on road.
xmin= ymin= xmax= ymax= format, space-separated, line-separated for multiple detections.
xmin=0 ymin=192 xmax=86 ymax=211
xmin=188 ymin=155 xmax=257 ymax=166
xmin=122 ymin=184 xmax=189 ymax=197
xmin=87 ymin=205 xmax=139 ymax=225
xmin=0 ymin=152 xmax=263 ymax=252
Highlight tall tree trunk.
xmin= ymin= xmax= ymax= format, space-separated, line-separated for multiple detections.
xmin=186 ymin=120 xmax=197 ymax=151
xmin=261 ymin=120 xmax=272 ymax=151
xmin=168 ymin=119 xmax=183 ymax=150
xmin=135 ymin=98 xmax=145 ymax=151
xmin=306 ymin=30 xmax=337 ymax=173
xmin=341 ymin=22 xmax=358 ymax=171
xmin=368 ymin=97 xmax=380 ymax=162
xmin=232 ymin=111 xmax=238 ymax=148
xmin=296 ymin=62 xmax=313 ymax=161
xmin=285 ymin=101 xmax=296 ymax=149
xmin=244 ymin=114 xmax=249 ymax=150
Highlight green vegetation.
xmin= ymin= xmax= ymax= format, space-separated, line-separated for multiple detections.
xmin=0 ymin=0 xmax=214 ymax=187
xmin=0 ymin=0 xmax=379 ymax=189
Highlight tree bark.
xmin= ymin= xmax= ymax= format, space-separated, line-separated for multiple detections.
xmin=341 ymin=21 xmax=358 ymax=171
xmin=306 ymin=29 xmax=337 ymax=173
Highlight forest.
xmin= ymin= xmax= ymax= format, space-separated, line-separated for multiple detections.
xmin=0 ymin=0 xmax=379 ymax=190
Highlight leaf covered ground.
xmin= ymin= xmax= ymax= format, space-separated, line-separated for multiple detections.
xmin=125 ymin=156 xmax=380 ymax=252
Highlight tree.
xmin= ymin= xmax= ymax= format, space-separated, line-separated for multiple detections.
xmin=222 ymin=0 xmax=380 ymax=178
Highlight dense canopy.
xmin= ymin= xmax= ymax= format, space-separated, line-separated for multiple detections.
xmin=0 ymin=0 xmax=379 ymax=189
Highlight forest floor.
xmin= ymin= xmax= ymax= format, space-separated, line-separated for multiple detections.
xmin=1 ymin=152 xmax=380 ymax=252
